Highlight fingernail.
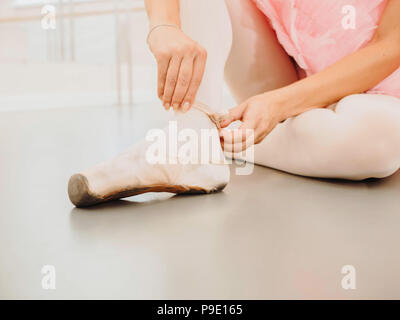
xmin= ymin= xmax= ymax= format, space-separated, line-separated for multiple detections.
xmin=182 ymin=102 xmax=190 ymax=112
xmin=164 ymin=102 xmax=170 ymax=110
xmin=172 ymin=103 xmax=179 ymax=111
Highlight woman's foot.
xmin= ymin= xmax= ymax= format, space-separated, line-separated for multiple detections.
xmin=68 ymin=106 xmax=230 ymax=207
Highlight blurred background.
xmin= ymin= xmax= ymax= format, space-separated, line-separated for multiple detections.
xmin=0 ymin=0 xmax=158 ymax=111
xmin=0 ymin=0 xmax=235 ymax=112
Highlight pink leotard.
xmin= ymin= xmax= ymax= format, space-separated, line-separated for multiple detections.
xmin=253 ymin=0 xmax=400 ymax=98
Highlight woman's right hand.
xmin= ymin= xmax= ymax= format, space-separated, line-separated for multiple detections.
xmin=147 ymin=26 xmax=207 ymax=112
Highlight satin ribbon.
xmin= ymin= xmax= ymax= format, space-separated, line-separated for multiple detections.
xmin=192 ymin=101 xmax=231 ymax=130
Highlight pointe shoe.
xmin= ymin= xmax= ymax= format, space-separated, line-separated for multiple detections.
xmin=68 ymin=104 xmax=230 ymax=207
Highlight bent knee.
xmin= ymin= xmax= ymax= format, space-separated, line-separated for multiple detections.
xmin=335 ymin=95 xmax=400 ymax=179
xmin=353 ymin=145 xmax=400 ymax=179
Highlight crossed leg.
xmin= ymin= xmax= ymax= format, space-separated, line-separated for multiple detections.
xmin=245 ymin=94 xmax=400 ymax=180
xmin=224 ymin=0 xmax=400 ymax=180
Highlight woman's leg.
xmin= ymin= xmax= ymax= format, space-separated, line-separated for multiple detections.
xmin=224 ymin=0 xmax=299 ymax=103
xmin=247 ymin=94 xmax=400 ymax=180
xmin=181 ymin=0 xmax=297 ymax=108
xmin=68 ymin=0 xmax=234 ymax=207
xmin=224 ymin=0 xmax=400 ymax=180
xmin=180 ymin=0 xmax=232 ymax=112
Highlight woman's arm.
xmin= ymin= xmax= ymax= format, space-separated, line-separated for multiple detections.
xmin=145 ymin=0 xmax=207 ymax=112
xmin=221 ymin=0 xmax=400 ymax=149
xmin=145 ymin=0 xmax=180 ymax=28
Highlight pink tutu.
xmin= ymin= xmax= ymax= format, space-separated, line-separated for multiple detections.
xmin=253 ymin=0 xmax=400 ymax=98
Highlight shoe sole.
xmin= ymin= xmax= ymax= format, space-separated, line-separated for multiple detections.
xmin=68 ymin=173 xmax=227 ymax=208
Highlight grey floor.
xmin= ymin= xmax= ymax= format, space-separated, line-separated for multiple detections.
xmin=1 ymin=103 xmax=400 ymax=299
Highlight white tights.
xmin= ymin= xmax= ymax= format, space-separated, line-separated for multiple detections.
xmin=180 ymin=0 xmax=400 ymax=180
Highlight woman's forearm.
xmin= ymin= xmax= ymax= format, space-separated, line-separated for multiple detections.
xmin=145 ymin=0 xmax=208 ymax=111
xmin=145 ymin=0 xmax=181 ymax=28
xmin=273 ymin=36 xmax=400 ymax=121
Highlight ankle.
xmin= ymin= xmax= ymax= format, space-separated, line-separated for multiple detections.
xmin=154 ymin=106 xmax=226 ymax=166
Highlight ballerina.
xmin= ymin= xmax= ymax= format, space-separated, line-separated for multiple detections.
xmin=69 ymin=0 xmax=400 ymax=207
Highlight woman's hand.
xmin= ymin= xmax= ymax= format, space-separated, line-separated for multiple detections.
xmin=219 ymin=92 xmax=285 ymax=152
xmin=148 ymin=26 xmax=207 ymax=112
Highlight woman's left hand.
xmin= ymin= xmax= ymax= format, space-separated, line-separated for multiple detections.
xmin=219 ymin=92 xmax=285 ymax=152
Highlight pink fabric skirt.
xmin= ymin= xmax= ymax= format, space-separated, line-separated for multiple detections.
xmin=253 ymin=0 xmax=400 ymax=98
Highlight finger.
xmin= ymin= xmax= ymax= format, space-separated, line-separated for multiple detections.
xmin=156 ymin=54 xmax=171 ymax=103
xmin=163 ymin=55 xmax=183 ymax=109
xmin=222 ymin=141 xmax=250 ymax=153
xmin=219 ymin=102 xmax=247 ymax=128
xmin=221 ymin=130 xmax=256 ymax=153
xmin=181 ymin=49 xmax=206 ymax=112
xmin=170 ymin=56 xmax=194 ymax=111
xmin=220 ymin=124 xmax=255 ymax=145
